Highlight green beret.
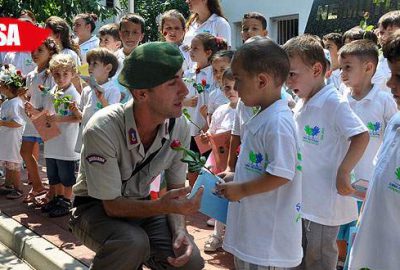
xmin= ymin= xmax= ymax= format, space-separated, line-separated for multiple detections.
xmin=118 ymin=42 xmax=184 ymax=89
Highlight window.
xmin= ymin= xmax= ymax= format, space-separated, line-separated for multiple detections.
xmin=272 ymin=15 xmax=299 ymax=45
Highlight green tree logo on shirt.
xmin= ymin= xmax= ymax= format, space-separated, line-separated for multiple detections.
xmin=249 ymin=151 xmax=262 ymax=165
xmin=396 ymin=167 xmax=400 ymax=181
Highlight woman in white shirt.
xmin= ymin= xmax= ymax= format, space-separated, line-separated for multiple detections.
xmin=73 ymin=13 xmax=100 ymax=64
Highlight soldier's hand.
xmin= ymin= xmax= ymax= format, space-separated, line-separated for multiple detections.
xmin=161 ymin=186 xmax=204 ymax=215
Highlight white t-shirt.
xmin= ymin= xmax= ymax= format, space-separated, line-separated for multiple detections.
xmin=3 ymin=52 xmax=36 ymax=76
xmin=75 ymin=79 xmax=121 ymax=152
xmin=223 ymin=99 xmax=303 ymax=267
xmin=24 ymin=68 xmax=56 ymax=137
xmin=348 ymin=112 xmax=400 ymax=270
xmin=293 ymin=84 xmax=367 ymax=226
xmin=0 ymin=97 xmax=26 ymax=163
xmin=79 ymin=35 xmax=99 ymax=64
xmin=43 ymin=84 xmax=81 ymax=160
xmin=345 ymin=84 xmax=398 ymax=182
xmin=231 ymin=99 xmax=259 ymax=137
xmin=371 ymin=55 xmax=391 ymax=93
xmin=61 ymin=48 xmax=81 ymax=66
xmin=184 ymin=65 xmax=214 ymax=136
xmin=208 ymin=86 xmax=228 ymax=115
xmin=328 ymin=69 xmax=342 ymax=90
xmin=209 ymin=103 xmax=235 ymax=134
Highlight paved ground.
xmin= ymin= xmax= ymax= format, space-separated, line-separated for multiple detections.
xmin=0 ymin=147 xmax=234 ymax=269
xmin=0 ymin=242 xmax=33 ymax=270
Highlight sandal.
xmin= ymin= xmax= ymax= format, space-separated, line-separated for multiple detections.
xmin=0 ymin=185 xmax=14 ymax=195
xmin=23 ymin=188 xmax=49 ymax=203
xmin=6 ymin=189 xmax=23 ymax=200
xmin=204 ymin=235 xmax=223 ymax=252
xmin=33 ymin=191 xmax=52 ymax=207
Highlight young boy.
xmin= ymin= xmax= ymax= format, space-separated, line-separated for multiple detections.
xmin=75 ymin=48 xmax=121 ymax=152
xmin=42 ymin=54 xmax=81 ymax=217
xmin=348 ymin=29 xmax=400 ymax=270
xmin=98 ymin=23 xmax=122 ymax=53
xmin=283 ymin=35 xmax=369 ymax=270
xmin=241 ymin=12 xmax=268 ymax=42
xmin=217 ymin=39 xmax=303 ymax=269
xmin=337 ymin=39 xmax=397 ymax=265
xmin=323 ymin=33 xmax=343 ymax=90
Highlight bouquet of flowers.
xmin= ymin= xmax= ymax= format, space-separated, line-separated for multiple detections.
xmin=0 ymin=64 xmax=26 ymax=90
xmin=53 ymin=90 xmax=73 ymax=116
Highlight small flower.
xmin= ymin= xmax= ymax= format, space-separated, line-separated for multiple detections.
xmin=201 ymin=79 xmax=207 ymax=87
xmin=170 ymin=139 xmax=182 ymax=150
xmin=16 ymin=70 xmax=22 ymax=76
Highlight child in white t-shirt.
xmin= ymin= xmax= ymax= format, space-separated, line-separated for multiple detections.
xmin=337 ymin=39 xmax=398 ymax=265
xmin=201 ymin=68 xmax=238 ymax=252
xmin=323 ymin=33 xmax=343 ymax=90
xmin=74 ymin=48 xmax=121 ymax=152
xmin=217 ymin=39 xmax=303 ymax=269
xmin=0 ymin=65 xmax=27 ymax=200
xmin=72 ymin=13 xmax=100 ymax=64
xmin=284 ymin=35 xmax=369 ymax=270
xmin=40 ymin=54 xmax=81 ymax=218
xmin=349 ymin=30 xmax=400 ymax=270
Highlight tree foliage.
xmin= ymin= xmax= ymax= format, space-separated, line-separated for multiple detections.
xmin=0 ymin=0 xmax=119 ymax=24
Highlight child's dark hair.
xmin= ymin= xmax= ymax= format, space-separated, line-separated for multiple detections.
xmin=39 ymin=37 xmax=60 ymax=80
xmin=98 ymin=23 xmax=121 ymax=41
xmin=211 ymin=50 xmax=234 ymax=63
xmin=343 ymin=26 xmax=378 ymax=44
xmin=86 ymin=48 xmax=119 ymax=78
xmin=222 ymin=67 xmax=234 ymax=82
xmin=378 ymin=10 xmax=400 ymax=30
xmin=242 ymin=12 xmax=267 ymax=30
xmin=160 ymin=9 xmax=186 ymax=32
xmin=75 ymin=13 xmax=98 ymax=33
xmin=383 ymin=30 xmax=400 ymax=63
xmin=20 ymin=9 xmax=36 ymax=23
xmin=187 ymin=0 xmax=226 ymax=28
xmin=339 ymin=40 xmax=378 ymax=67
xmin=45 ymin=16 xmax=81 ymax=59
xmin=119 ymin=13 xmax=145 ymax=33
xmin=323 ymin=32 xmax=343 ymax=50
xmin=194 ymin=33 xmax=228 ymax=62
xmin=234 ymin=39 xmax=289 ymax=86
xmin=283 ymin=34 xmax=327 ymax=75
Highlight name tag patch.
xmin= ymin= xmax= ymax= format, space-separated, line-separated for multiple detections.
xmin=86 ymin=154 xmax=107 ymax=164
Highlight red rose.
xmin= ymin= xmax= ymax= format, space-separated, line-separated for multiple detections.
xmin=16 ymin=70 xmax=22 ymax=76
xmin=170 ymin=139 xmax=182 ymax=149
xmin=201 ymin=79 xmax=207 ymax=87
xmin=38 ymin=84 xmax=45 ymax=91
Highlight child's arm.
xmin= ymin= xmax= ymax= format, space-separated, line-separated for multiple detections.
xmin=219 ymin=134 xmax=240 ymax=181
xmin=336 ymin=131 xmax=369 ymax=196
xmin=0 ymin=120 xmax=22 ymax=128
xmin=217 ymin=173 xmax=289 ymax=201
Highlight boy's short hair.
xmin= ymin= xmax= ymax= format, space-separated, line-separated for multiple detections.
xmin=49 ymin=54 xmax=77 ymax=74
xmin=378 ymin=10 xmax=400 ymax=30
xmin=323 ymin=32 xmax=343 ymax=50
xmin=338 ymin=40 xmax=379 ymax=67
xmin=98 ymin=23 xmax=121 ymax=41
xmin=242 ymin=12 xmax=267 ymax=30
xmin=119 ymin=13 xmax=145 ymax=33
xmin=383 ymin=29 xmax=400 ymax=63
xmin=86 ymin=48 xmax=119 ymax=78
xmin=343 ymin=26 xmax=378 ymax=44
xmin=233 ymin=38 xmax=289 ymax=86
xmin=222 ymin=67 xmax=234 ymax=82
xmin=211 ymin=50 xmax=234 ymax=63
xmin=283 ymin=34 xmax=327 ymax=74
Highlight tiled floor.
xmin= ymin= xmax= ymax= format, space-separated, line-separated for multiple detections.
xmin=0 ymin=149 xmax=234 ymax=269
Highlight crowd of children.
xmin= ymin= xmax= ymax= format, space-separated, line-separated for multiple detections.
xmin=0 ymin=3 xmax=400 ymax=270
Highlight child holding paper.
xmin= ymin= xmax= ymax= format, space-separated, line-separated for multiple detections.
xmin=217 ymin=39 xmax=303 ymax=269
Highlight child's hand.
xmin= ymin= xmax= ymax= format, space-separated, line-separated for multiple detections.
xmin=215 ymin=182 xmax=243 ymax=202
xmin=217 ymin=171 xmax=235 ymax=183
xmin=95 ymin=89 xmax=104 ymax=101
xmin=199 ymin=131 xmax=210 ymax=144
xmin=200 ymin=105 xmax=208 ymax=120
xmin=68 ymin=101 xmax=80 ymax=113
xmin=24 ymin=102 xmax=34 ymax=115
xmin=336 ymin=170 xmax=356 ymax=196
xmin=183 ymin=96 xmax=198 ymax=107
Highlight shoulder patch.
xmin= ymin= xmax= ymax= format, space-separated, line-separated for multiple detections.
xmin=86 ymin=154 xmax=107 ymax=164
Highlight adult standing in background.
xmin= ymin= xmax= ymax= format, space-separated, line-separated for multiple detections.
xmin=182 ymin=0 xmax=231 ymax=70
xmin=73 ymin=13 xmax=100 ymax=64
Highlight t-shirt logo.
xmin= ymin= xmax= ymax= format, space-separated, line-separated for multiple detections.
xmin=295 ymin=202 xmax=302 ymax=223
xmin=387 ymin=167 xmax=400 ymax=194
xmin=24 ymin=58 xmax=33 ymax=66
xmin=303 ymin=125 xmax=324 ymax=145
xmin=244 ymin=151 xmax=266 ymax=174
xmin=367 ymin=121 xmax=381 ymax=138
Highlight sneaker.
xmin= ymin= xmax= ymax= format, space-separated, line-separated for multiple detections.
xmin=41 ymin=197 xmax=59 ymax=213
xmin=0 ymin=185 xmax=14 ymax=195
xmin=204 ymin=235 xmax=222 ymax=252
xmin=206 ymin=218 xmax=215 ymax=227
xmin=49 ymin=198 xmax=71 ymax=218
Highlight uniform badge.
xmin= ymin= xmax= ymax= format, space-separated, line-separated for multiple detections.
xmin=86 ymin=154 xmax=107 ymax=164
xmin=128 ymin=128 xmax=138 ymax=145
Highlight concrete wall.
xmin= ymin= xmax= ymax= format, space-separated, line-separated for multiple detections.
xmin=221 ymin=0 xmax=314 ymax=48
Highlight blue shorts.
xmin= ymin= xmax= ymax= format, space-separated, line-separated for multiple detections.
xmin=337 ymin=201 xmax=363 ymax=241
xmin=45 ymin=158 xmax=77 ymax=187
xmin=22 ymin=136 xmax=43 ymax=144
